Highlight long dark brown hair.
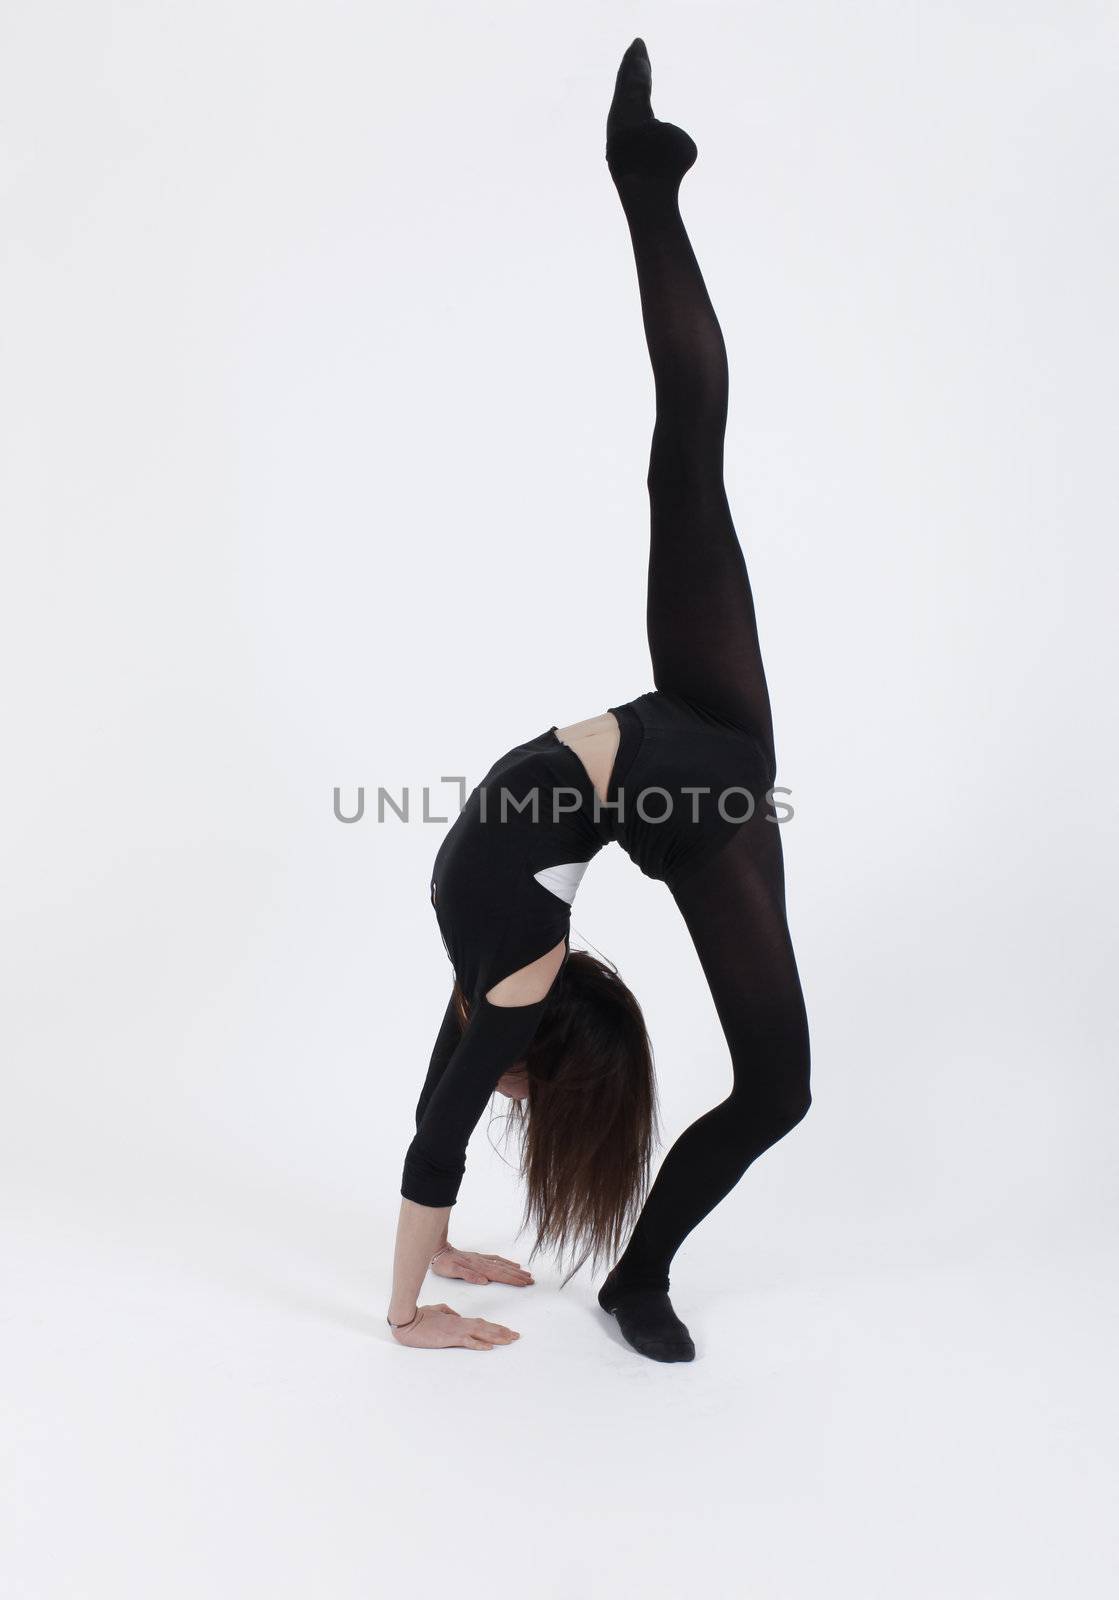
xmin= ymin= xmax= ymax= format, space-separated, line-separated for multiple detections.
xmin=453 ymin=949 xmax=658 ymax=1284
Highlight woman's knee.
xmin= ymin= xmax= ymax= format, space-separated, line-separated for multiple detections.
xmin=753 ymin=1076 xmax=811 ymax=1141
xmin=728 ymin=1025 xmax=812 ymax=1140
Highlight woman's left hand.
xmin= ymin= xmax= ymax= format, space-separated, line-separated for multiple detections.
xmin=431 ymin=1247 xmax=534 ymax=1287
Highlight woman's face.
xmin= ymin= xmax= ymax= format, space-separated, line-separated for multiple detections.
xmin=495 ymin=1063 xmax=530 ymax=1100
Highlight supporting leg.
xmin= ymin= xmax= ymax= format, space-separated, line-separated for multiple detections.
xmin=604 ymin=818 xmax=811 ymax=1302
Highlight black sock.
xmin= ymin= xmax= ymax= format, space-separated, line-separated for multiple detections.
xmin=606 ymin=37 xmax=655 ymax=144
xmin=606 ymin=40 xmax=698 ymax=192
xmin=598 ymin=1265 xmax=696 ymax=1363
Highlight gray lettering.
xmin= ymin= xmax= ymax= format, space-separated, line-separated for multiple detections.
xmin=767 ymin=786 xmax=794 ymax=824
xmin=501 ymin=787 xmax=539 ymax=823
xmin=718 ymin=787 xmax=755 ymax=823
xmin=441 ymin=775 xmax=468 ymax=814
xmin=680 ymin=785 xmax=711 ymax=823
xmin=551 ymin=787 xmax=584 ymax=821
xmin=334 ymin=787 xmax=365 ymax=824
xmin=378 ymin=787 xmax=408 ymax=823
xmin=636 ymin=786 xmax=673 ymax=823
xmin=422 ymin=787 xmax=448 ymax=824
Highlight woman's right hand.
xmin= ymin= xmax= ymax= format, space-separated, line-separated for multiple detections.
xmin=390 ymin=1303 xmax=520 ymax=1351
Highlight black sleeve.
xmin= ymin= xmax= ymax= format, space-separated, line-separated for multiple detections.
xmin=413 ymin=992 xmax=463 ymax=1131
xmin=400 ymin=994 xmax=551 ymax=1208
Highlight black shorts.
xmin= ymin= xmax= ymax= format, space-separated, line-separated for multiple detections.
xmin=605 ymin=689 xmax=774 ymax=889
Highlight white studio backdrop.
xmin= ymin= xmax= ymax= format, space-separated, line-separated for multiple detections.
xmin=3 ymin=3 xmax=1117 ymax=1597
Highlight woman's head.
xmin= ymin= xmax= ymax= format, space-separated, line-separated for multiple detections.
xmin=454 ymin=949 xmax=658 ymax=1282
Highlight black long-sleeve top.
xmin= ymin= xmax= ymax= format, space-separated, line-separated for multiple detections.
xmin=400 ymin=717 xmax=629 ymax=1206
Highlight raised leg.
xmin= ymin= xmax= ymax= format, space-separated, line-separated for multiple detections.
xmin=607 ymin=40 xmax=775 ymax=769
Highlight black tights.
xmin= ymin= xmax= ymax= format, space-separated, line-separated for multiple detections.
xmin=605 ymin=119 xmax=811 ymax=1295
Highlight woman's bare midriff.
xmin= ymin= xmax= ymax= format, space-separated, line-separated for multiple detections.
xmin=554 ymin=711 xmax=621 ymax=805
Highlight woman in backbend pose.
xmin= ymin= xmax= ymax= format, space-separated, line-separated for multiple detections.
xmin=386 ymin=40 xmax=811 ymax=1362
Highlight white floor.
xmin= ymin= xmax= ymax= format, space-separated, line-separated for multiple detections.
xmin=6 ymin=1141 xmax=1116 ymax=1599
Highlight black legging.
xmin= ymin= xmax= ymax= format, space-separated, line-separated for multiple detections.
xmin=605 ymin=126 xmax=811 ymax=1294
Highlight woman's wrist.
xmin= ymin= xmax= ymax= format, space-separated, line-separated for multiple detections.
xmin=388 ymin=1196 xmax=453 ymax=1336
